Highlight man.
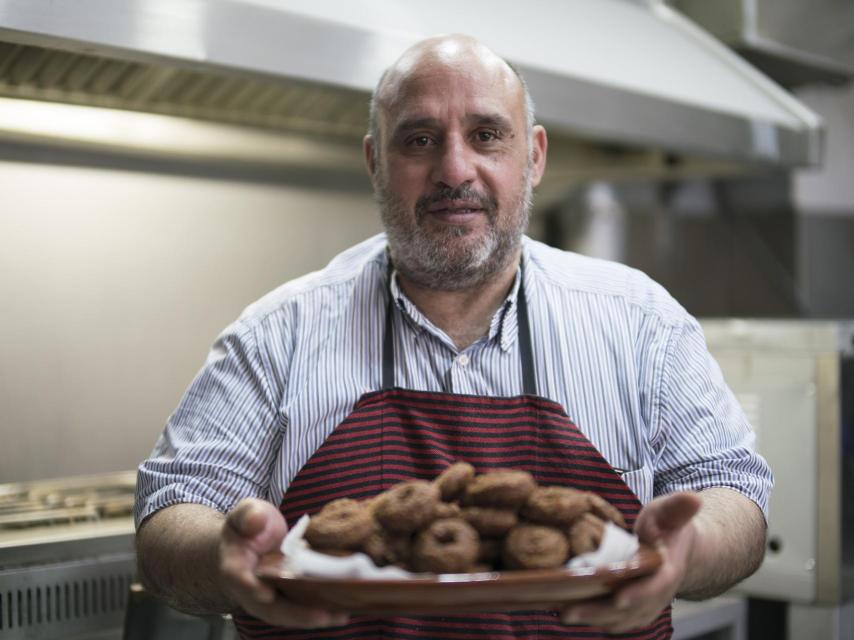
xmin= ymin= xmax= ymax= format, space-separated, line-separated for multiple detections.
xmin=135 ymin=34 xmax=771 ymax=638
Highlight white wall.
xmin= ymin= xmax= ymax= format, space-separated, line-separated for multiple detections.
xmin=794 ymin=82 xmax=854 ymax=216
xmin=791 ymin=82 xmax=854 ymax=315
xmin=0 ymin=161 xmax=380 ymax=482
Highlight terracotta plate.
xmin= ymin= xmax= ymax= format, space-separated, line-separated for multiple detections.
xmin=256 ymin=546 xmax=661 ymax=615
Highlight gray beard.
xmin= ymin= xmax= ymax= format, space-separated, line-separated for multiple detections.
xmin=377 ymin=171 xmax=533 ymax=291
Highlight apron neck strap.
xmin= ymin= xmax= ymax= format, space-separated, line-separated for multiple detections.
xmin=382 ymin=256 xmax=537 ymax=395
xmin=516 ymin=274 xmax=538 ymax=396
xmin=381 ymin=262 xmax=396 ymax=390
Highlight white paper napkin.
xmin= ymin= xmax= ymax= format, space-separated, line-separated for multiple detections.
xmin=566 ymin=522 xmax=640 ymax=569
xmin=280 ymin=515 xmax=413 ymax=579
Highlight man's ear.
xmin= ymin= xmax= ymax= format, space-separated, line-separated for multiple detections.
xmin=363 ymin=135 xmax=377 ymax=179
xmin=529 ymin=125 xmax=548 ymax=188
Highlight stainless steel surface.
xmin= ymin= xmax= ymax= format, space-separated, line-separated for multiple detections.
xmin=672 ymin=0 xmax=854 ymax=87
xmin=0 ymin=0 xmax=823 ymax=167
xmin=0 ymin=554 xmax=134 ymax=639
xmin=0 ymin=472 xmax=135 ymax=530
xmin=0 ymin=473 xmax=136 ymax=639
xmin=701 ymin=319 xmax=854 ymax=605
xmin=123 ymin=585 xmax=238 ymax=640
xmin=0 ymin=472 xmax=136 ymax=563
xmin=788 ymin=600 xmax=854 ymax=640
xmin=672 ymin=597 xmax=747 ymax=640
xmin=817 ymin=354 xmax=842 ymax=603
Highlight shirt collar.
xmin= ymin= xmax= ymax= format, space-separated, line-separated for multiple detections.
xmin=386 ymin=257 xmax=523 ymax=354
xmin=495 ymin=266 xmax=522 ymax=352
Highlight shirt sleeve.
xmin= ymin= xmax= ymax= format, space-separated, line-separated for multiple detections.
xmin=651 ymin=316 xmax=773 ymax=520
xmin=134 ymin=320 xmax=284 ymax=527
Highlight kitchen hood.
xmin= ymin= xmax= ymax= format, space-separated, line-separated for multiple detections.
xmin=670 ymin=0 xmax=854 ymax=89
xmin=0 ymin=0 xmax=823 ymax=175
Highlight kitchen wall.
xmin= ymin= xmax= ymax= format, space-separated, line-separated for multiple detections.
xmin=0 ymin=159 xmax=380 ymax=483
xmin=794 ymin=81 xmax=854 ymax=317
xmin=795 ymin=82 xmax=854 ymax=214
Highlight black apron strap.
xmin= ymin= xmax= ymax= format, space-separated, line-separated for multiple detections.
xmin=381 ymin=257 xmax=537 ymax=395
xmin=382 ymin=260 xmax=396 ymax=391
xmin=515 ymin=273 xmax=538 ymax=396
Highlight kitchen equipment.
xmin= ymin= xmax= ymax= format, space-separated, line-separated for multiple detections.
xmin=701 ymin=319 xmax=854 ymax=637
xmin=0 ymin=0 xmax=823 ymax=169
xmin=122 ymin=584 xmax=237 ymax=640
xmin=671 ymin=0 xmax=854 ymax=88
xmin=0 ymin=471 xmax=136 ymax=639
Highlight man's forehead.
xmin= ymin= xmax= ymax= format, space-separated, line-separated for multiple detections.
xmin=392 ymin=72 xmax=511 ymax=112
xmin=379 ymin=39 xmax=524 ymax=130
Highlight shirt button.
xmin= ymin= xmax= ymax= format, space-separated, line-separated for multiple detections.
xmin=457 ymin=354 xmax=470 ymax=367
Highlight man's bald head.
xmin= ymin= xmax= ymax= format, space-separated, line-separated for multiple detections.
xmin=367 ymin=34 xmax=535 ymax=159
xmin=363 ymin=34 xmax=548 ymax=291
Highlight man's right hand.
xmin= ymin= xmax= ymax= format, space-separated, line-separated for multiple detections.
xmin=219 ymin=497 xmax=350 ymax=629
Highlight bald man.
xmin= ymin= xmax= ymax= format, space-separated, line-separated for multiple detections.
xmin=136 ymin=35 xmax=771 ymax=639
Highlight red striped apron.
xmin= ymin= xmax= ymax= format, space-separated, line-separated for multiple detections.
xmin=234 ymin=266 xmax=672 ymax=639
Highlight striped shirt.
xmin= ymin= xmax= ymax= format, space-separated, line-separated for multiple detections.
xmin=135 ymin=233 xmax=772 ymax=527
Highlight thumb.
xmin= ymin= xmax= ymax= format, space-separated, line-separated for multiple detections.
xmin=635 ymin=492 xmax=701 ymax=544
xmin=225 ymin=498 xmax=288 ymax=554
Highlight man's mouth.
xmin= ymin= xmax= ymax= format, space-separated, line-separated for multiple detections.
xmin=425 ymin=200 xmax=484 ymax=215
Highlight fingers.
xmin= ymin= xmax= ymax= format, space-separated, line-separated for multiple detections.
xmin=221 ymin=567 xmax=350 ymax=629
xmin=561 ymin=493 xmax=702 ymax=633
xmin=224 ymin=498 xmax=288 ymax=555
xmin=561 ymin=592 xmax=666 ymax=633
xmin=220 ymin=498 xmax=287 ymax=604
xmin=226 ymin=501 xmax=266 ymax=537
xmin=219 ymin=498 xmax=349 ymax=628
xmin=634 ymin=492 xmax=701 ymax=544
xmin=561 ymin=570 xmax=675 ymax=633
xmin=242 ymin=592 xmax=350 ymax=630
xmin=220 ymin=537 xmax=277 ymax=604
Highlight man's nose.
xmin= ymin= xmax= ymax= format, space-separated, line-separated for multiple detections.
xmin=431 ymin=136 xmax=477 ymax=188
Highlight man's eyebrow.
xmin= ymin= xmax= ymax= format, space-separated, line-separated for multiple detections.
xmin=468 ymin=113 xmax=514 ymax=131
xmin=390 ymin=113 xmax=516 ymax=137
xmin=391 ymin=117 xmax=440 ymax=137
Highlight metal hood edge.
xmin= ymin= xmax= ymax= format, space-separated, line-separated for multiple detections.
xmin=0 ymin=0 xmax=824 ymax=168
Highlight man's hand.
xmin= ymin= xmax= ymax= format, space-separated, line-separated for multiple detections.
xmin=561 ymin=492 xmax=701 ymax=633
xmin=219 ymin=498 xmax=350 ymax=629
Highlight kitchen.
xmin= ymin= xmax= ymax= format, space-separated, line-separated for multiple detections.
xmin=0 ymin=1 xmax=852 ymax=638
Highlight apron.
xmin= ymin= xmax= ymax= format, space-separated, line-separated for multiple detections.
xmin=234 ymin=264 xmax=672 ymax=640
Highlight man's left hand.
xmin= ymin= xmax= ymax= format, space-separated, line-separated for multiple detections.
xmin=561 ymin=492 xmax=701 ymax=633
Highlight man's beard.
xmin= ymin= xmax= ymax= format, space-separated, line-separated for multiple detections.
xmin=377 ymin=168 xmax=533 ymax=291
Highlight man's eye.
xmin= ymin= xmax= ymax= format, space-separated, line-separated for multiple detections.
xmin=476 ymin=129 xmax=500 ymax=142
xmin=409 ymin=135 xmax=433 ymax=147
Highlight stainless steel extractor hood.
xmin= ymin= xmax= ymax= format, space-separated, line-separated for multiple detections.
xmin=670 ymin=0 xmax=854 ymax=88
xmin=0 ymin=0 xmax=824 ymax=174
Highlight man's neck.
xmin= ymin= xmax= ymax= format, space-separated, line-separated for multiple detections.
xmin=395 ymin=250 xmax=521 ymax=351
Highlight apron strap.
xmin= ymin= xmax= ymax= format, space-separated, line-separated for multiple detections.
xmin=382 ymin=270 xmax=396 ymax=391
xmin=516 ymin=274 xmax=537 ymax=396
xmin=382 ymin=257 xmax=537 ymax=395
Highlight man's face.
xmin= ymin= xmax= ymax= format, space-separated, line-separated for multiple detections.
xmin=367 ymin=48 xmax=546 ymax=290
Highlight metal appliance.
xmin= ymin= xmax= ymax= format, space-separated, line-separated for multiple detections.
xmin=701 ymin=319 xmax=854 ymax=637
xmin=0 ymin=471 xmax=136 ymax=639
xmin=0 ymin=0 xmax=823 ymax=171
xmin=670 ymin=0 xmax=854 ymax=88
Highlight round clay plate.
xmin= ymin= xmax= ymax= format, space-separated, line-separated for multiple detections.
xmin=256 ymin=545 xmax=661 ymax=615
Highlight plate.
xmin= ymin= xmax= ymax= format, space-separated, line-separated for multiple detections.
xmin=256 ymin=546 xmax=661 ymax=615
